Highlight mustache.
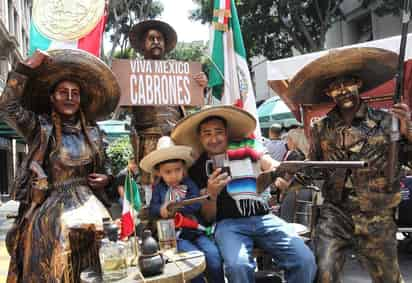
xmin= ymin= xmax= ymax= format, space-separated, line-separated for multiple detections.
xmin=207 ymin=141 xmax=224 ymax=147
xmin=335 ymin=90 xmax=357 ymax=101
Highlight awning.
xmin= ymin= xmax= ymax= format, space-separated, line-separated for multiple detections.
xmin=267 ymin=33 xmax=412 ymax=122
xmin=267 ymin=33 xmax=412 ymax=82
xmin=0 ymin=121 xmax=24 ymax=142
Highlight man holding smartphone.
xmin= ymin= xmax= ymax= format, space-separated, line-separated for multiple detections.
xmin=171 ymin=105 xmax=316 ymax=283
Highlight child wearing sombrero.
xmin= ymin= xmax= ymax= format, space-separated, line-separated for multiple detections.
xmin=140 ymin=136 xmax=225 ymax=283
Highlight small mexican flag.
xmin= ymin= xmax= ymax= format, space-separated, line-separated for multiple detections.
xmin=29 ymin=0 xmax=107 ymax=57
xmin=120 ymin=170 xmax=142 ymax=239
xmin=208 ymin=0 xmax=261 ymax=137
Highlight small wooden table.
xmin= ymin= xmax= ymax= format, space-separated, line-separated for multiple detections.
xmin=81 ymin=251 xmax=206 ymax=283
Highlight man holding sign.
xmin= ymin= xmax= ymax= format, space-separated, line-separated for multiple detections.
xmin=128 ymin=20 xmax=207 ymax=199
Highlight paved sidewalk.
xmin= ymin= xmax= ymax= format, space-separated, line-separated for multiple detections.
xmin=0 ymin=242 xmax=8 ymax=283
xmin=0 ymin=200 xmax=18 ymax=283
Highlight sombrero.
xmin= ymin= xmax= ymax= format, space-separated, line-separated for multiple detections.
xmin=140 ymin=136 xmax=194 ymax=173
xmin=129 ymin=20 xmax=177 ymax=54
xmin=288 ymin=47 xmax=398 ymax=105
xmin=171 ymin=105 xmax=256 ymax=155
xmin=22 ymin=49 xmax=121 ymax=121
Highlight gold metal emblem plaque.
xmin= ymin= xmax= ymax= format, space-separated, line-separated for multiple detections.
xmin=32 ymin=0 xmax=105 ymax=41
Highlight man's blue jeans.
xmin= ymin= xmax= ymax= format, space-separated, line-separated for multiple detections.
xmin=215 ymin=214 xmax=317 ymax=283
xmin=178 ymin=234 xmax=225 ymax=283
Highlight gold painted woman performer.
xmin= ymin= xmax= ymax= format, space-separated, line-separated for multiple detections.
xmin=1 ymin=49 xmax=120 ymax=282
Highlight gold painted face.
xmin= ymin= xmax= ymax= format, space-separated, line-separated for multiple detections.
xmin=325 ymin=79 xmax=362 ymax=109
xmin=142 ymin=29 xmax=166 ymax=59
xmin=51 ymin=80 xmax=81 ymax=119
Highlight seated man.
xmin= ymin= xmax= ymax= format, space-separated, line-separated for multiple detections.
xmin=171 ymin=105 xmax=316 ymax=283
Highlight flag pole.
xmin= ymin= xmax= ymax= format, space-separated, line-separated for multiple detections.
xmin=127 ymin=168 xmax=139 ymax=261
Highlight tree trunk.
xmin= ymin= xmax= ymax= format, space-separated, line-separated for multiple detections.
xmin=108 ymin=31 xmax=121 ymax=65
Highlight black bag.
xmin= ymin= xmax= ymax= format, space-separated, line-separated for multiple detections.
xmin=397 ymin=176 xmax=412 ymax=227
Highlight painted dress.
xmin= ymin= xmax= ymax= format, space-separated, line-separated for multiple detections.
xmin=1 ymin=71 xmax=112 ymax=283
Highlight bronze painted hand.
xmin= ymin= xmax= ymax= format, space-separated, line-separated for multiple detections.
xmin=22 ymin=49 xmax=51 ymax=69
xmin=192 ymin=72 xmax=208 ymax=89
xmin=392 ymin=103 xmax=412 ymax=142
xmin=88 ymin=173 xmax=109 ymax=190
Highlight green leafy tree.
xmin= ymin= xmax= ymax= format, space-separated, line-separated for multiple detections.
xmin=165 ymin=41 xmax=210 ymax=73
xmin=166 ymin=42 xmax=207 ymax=61
xmin=106 ymin=136 xmax=133 ymax=175
xmin=113 ymin=47 xmax=137 ymax=59
xmin=191 ymin=0 xmax=344 ymax=60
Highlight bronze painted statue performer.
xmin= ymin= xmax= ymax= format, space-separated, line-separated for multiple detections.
xmin=1 ymin=49 xmax=121 ymax=282
xmin=282 ymin=47 xmax=412 ymax=283
xmin=128 ymin=20 xmax=207 ymax=195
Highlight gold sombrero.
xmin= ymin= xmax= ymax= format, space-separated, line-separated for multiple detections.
xmin=288 ymin=47 xmax=398 ymax=105
xmin=129 ymin=20 xmax=178 ymax=54
xmin=171 ymin=106 xmax=256 ymax=155
xmin=22 ymin=49 xmax=121 ymax=121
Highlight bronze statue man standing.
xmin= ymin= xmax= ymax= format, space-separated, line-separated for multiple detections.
xmin=280 ymin=48 xmax=412 ymax=283
xmin=128 ymin=20 xmax=207 ymax=201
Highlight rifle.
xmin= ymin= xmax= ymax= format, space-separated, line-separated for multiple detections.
xmin=165 ymin=195 xmax=211 ymax=217
xmin=388 ymin=0 xmax=411 ymax=188
xmin=256 ymin=160 xmax=368 ymax=194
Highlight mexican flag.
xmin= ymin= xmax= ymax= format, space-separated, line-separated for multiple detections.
xmin=120 ymin=170 xmax=142 ymax=239
xmin=208 ymin=0 xmax=261 ymax=137
xmin=29 ymin=0 xmax=107 ymax=57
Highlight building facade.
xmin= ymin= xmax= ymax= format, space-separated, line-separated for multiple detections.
xmin=0 ymin=0 xmax=31 ymax=198
xmin=325 ymin=0 xmax=409 ymax=49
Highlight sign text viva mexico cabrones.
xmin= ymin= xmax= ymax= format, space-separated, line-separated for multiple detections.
xmin=112 ymin=59 xmax=204 ymax=106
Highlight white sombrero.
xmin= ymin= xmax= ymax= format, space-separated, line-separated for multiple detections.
xmin=140 ymin=136 xmax=194 ymax=173
xmin=171 ymin=105 xmax=256 ymax=155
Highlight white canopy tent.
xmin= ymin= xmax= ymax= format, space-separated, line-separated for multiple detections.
xmin=267 ymin=33 xmax=412 ymax=82
xmin=265 ymin=33 xmax=412 ymax=121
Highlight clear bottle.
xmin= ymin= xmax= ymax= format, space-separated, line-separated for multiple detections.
xmin=99 ymin=221 xmax=128 ymax=282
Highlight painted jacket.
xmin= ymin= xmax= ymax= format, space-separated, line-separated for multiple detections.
xmin=301 ymin=102 xmax=412 ymax=212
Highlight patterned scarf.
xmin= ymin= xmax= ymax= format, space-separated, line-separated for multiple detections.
xmin=226 ymin=139 xmax=267 ymax=216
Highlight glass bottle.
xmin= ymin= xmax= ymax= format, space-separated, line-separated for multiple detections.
xmin=99 ymin=221 xmax=128 ymax=282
